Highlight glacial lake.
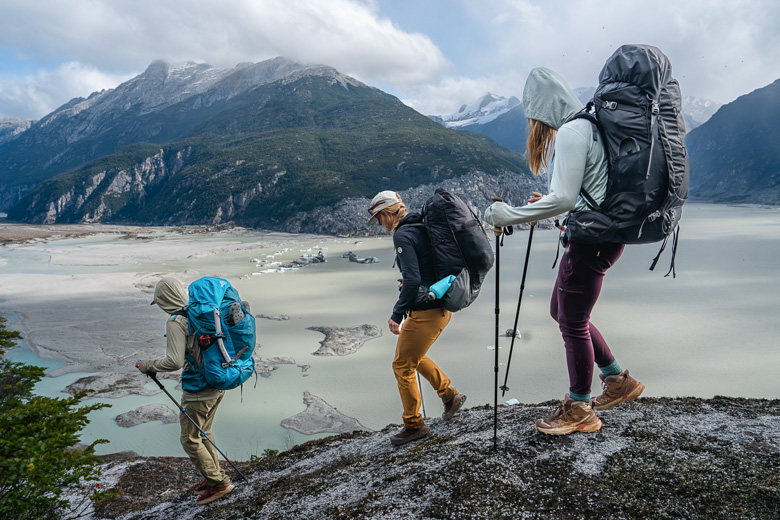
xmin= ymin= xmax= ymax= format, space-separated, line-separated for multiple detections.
xmin=1 ymin=203 xmax=778 ymax=460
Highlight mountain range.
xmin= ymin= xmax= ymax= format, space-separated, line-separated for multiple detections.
xmin=431 ymin=91 xmax=721 ymax=154
xmin=2 ymin=58 xmax=775 ymax=231
xmin=686 ymin=78 xmax=780 ymax=204
xmin=2 ymin=58 xmax=543 ymax=234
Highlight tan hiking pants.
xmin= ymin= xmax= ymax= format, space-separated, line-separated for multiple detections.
xmin=393 ymin=308 xmax=458 ymax=429
xmin=180 ymin=392 xmax=230 ymax=487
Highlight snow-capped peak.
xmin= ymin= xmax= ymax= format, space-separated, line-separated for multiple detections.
xmin=440 ymin=93 xmax=521 ymax=128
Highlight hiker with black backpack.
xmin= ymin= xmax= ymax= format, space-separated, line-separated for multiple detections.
xmin=484 ymin=66 xmax=646 ymax=436
xmin=368 ymin=190 xmax=468 ymax=446
xmin=136 ymin=277 xmax=242 ymax=504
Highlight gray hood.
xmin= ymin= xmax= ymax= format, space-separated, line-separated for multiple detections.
xmin=151 ymin=277 xmax=188 ymax=314
xmin=522 ymin=67 xmax=583 ymax=130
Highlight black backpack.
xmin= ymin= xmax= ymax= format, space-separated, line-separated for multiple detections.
xmin=565 ymin=44 xmax=690 ymax=275
xmin=417 ymin=188 xmax=494 ymax=312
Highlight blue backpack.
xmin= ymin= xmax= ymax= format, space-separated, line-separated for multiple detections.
xmin=178 ymin=277 xmax=256 ymax=392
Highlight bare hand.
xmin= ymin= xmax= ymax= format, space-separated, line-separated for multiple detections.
xmin=388 ymin=318 xmax=402 ymax=335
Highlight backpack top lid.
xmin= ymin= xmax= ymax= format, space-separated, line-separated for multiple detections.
xmin=188 ymin=277 xmax=231 ymax=316
xmin=598 ymin=44 xmax=672 ymax=98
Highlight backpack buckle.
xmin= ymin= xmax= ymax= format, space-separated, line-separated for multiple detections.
xmin=602 ymin=101 xmax=617 ymax=110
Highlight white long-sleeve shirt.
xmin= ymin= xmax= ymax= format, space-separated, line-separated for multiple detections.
xmin=484 ymin=118 xmax=608 ymax=227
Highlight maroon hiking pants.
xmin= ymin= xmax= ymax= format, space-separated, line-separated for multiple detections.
xmin=550 ymin=240 xmax=625 ymax=397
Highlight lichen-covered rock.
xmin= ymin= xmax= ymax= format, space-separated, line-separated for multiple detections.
xmin=90 ymin=397 xmax=779 ymax=520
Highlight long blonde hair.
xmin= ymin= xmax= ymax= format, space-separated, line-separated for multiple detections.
xmin=383 ymin=202 xmax=407 ymax=232
xmin=526 ymin=119 xmax=556 ymax=175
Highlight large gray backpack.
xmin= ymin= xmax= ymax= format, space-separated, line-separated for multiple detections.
xmin=565 ymin=44 xmax=690 ymax=275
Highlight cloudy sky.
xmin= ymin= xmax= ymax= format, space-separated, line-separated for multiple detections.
xmin=0 ymin=0 xmax=777 ymax=119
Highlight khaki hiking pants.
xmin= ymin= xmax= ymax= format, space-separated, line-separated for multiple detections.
xmin=180 ymin=392 xmax=230 ymax=488
xmin=393 ymin=308 xmax=458 ymax=429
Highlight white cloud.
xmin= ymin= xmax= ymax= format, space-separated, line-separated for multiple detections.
xmin=464 ymin=0 xmax=780 ymax=104
xmin=0 ymin=0 xmax=450 ymax=118
xmin=0 ymin=0 xmax=777 ymax=119
xmin=0 ymin=62 xmax=131 ymax=119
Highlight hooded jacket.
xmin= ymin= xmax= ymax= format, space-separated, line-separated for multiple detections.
xmin=483 ymin=67 xmax=608 ymax=227
xmin=139 ymin=277 xmax=221 ymax=400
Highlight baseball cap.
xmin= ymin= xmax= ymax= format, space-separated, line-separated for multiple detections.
xmin=367 ymin=191 xmax=402 ymax=225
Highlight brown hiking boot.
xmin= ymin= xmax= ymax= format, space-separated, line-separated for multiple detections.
xmin=535 ymin=395 xmax=602 ymax=435
xmin=196 ymin=484 xmax=234 ymax=505
xmin=442 ymin=393 xmax=467 ymax=421
xmin=591 ymin=369 xmax=645 ymax=411
xmin=193 ymin=479 xmax=209 ymax=495
xmin=390 ymin=424 xmax=430 ymax=446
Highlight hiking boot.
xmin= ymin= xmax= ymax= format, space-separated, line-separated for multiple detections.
xmin=591 ymin=370 xmax=645 ymax=411
xmin=196 ymin=484 xmax=234 ymax=505
xmin=390 ymin=424 xmax=430 ymax=446
xmin=442 ymin=393 xmax=467 ymax=421
xmin=228 ymin=302 xmax=245 ymax=325
xmin=193 ymin=479 xmax=209 ymax=496
xmin=535 ymin=395 xmax=602 ymax=436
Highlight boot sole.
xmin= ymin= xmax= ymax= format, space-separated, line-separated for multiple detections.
xmin=196 ymin=484 xmax=234 ymax=505
xmin=592 ymin=382 xmax=645 ymax=411
xmin=535 ymin=417 xmax=602 ymax=436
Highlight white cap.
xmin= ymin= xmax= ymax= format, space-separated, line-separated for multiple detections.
xmin=367 ymin=191 xmax=403 ymax=225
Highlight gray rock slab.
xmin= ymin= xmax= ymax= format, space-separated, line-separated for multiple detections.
xmin=256 ymin=314 xmax=291 ymax=321
xmin=66 ymin=371 xmax=179 ymax=398
xmin=307 ymin=324 xmax=381 ymax=356
xmin=115 ymin=404 xmax=179 ymax=428
xmin=281 ymin=392 xmax=371 ymax=435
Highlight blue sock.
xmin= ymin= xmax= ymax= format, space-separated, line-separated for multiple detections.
xmin=600 ymin=360 xmax=622 ymax=377
xmin=569 ymin=391 xmax=590 ymax=402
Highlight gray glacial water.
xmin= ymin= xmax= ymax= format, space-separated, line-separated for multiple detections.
xmin=1 ymin=203 xmax=778 ymax=459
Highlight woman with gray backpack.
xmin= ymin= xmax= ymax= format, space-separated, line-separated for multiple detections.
xmin=484 ymin=64 xmax=646 ymax=435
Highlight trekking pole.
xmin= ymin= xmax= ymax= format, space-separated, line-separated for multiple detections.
xmin=500 ymin=218 xmax=537 ymax=397
xmin=491 ymin=196 xmax=504 ymax=452
xmin=147 ymin=373 xmax=248 ymax=481
xmin=417 ymin=373 xmax=427 ymax=419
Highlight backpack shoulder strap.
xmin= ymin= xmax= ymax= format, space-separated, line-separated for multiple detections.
xmin=569 ymin=109 xmax=608 ymax=212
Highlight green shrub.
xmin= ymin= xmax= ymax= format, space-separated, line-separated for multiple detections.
xmin=0 ymin=317 xmax=111 ymax=519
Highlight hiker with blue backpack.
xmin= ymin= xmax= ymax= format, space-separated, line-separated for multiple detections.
xmin=484 ymin=45 xmax=688 ymax=436
xmin=137 ymin=276 xmax=256 ymax=504
xmin=368 ymin=190 xmax=470 ymax=446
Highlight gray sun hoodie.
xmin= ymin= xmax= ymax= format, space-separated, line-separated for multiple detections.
xmin=483 ymin=67 xmax=608 ymax=227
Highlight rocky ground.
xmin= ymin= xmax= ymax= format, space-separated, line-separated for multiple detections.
xmin=77 ymin=396 xmax=778 ymax=519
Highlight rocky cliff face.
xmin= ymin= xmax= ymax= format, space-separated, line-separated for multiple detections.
xmin=22 ymin=147 xmax=192 ymax=224
xmin=281 ymin=169 xmax=547 ymax=236
xmin=0 ymin=117 xmax=34 ymax=145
